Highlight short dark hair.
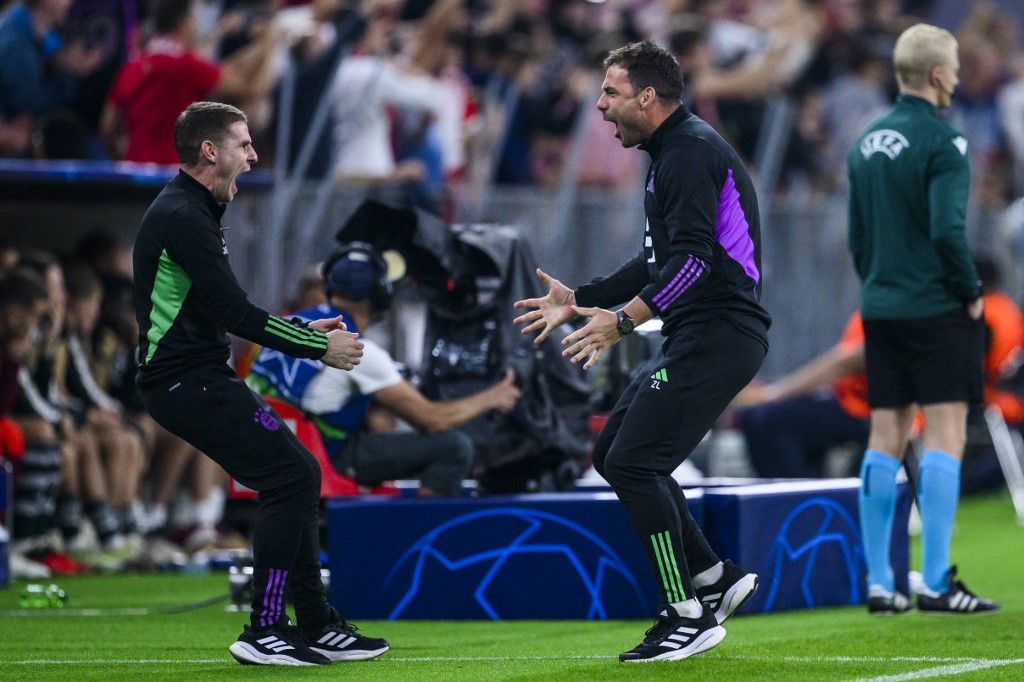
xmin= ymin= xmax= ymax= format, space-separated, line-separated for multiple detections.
xmin=63 ymin=263 xmax=102 ymax=303
xmin=17 ymin=248 xmax=58 ymax=278
xmin=152 ymin=0 xmax=195 ymax=36
xmin=173 ymin=102 xmax=247 ymax=166
xmin=0 ymin=269 xmax=47 ymax=311
xmin=604 ymin=41 xmax=684 ymax=103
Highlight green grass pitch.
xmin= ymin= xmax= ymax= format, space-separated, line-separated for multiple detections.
xmin=2 ymin=493 xmax=1022 ymax=680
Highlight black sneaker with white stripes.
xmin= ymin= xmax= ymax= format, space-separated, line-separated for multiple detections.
xmin=866 ymin=585 xmax=913 ymax=615
xmin=619 ymin=605 xmax=726 ymax=663
xmin=916 ymin=566 xmax=1000 ymax=614
xmin=229 ymin=623 xmax=331 ymax=666
xmin=304 ymin=617 xmax=390 ymax=661
xmin=695 ymin=560 xmax=759 ymax=624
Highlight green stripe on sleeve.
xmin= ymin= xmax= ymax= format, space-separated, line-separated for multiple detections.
xmin=266 ymin=315 xmax=323 ymax=342
xmin=267 ymin=316 xmax=328 ymax=347
xmin=265 ymin=316 xmax=327 ymax=349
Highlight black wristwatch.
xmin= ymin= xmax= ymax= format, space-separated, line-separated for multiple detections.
xmin=615 ymin=309 xmax=636 ymax=337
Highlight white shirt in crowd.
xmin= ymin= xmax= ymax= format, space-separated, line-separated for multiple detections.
xmin=329 ymin=54 xmax=443 ymax=178
xmin=300 ymin=336 xmax=402 ymax=416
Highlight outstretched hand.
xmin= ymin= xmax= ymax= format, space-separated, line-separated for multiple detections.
xmin=513 ymin=268 xmax=577 ymax=344
xmin=560 ymin=305 xmax=620 ymax=370
xmin=308 ymin=315 xmax=347 ymax=333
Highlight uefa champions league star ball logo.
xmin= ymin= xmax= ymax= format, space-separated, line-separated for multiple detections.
xmin=253 ymin=408 xmax=280 ymax=431
xmin=384 ymin=508 xmax=649 ymax=620
xmin=759 ymin=497 xmax=865 ymax=611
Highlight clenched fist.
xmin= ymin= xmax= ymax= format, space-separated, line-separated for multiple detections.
xmin=321 ymin=330 xmax=363 ymax=370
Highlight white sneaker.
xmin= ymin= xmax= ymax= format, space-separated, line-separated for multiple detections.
xmin=66 ymin=520 xmax=99 ymax=554
xmin=10 ymin=552 xmax=52 ymax=579
xmin=136 ymin=504 xmax=168 ymax=534
xmin=184 ymin=526 xmax=219 ymax=553
xmin=104 ymin=533 xmax=127 ymax=552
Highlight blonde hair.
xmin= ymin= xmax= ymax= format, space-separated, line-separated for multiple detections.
xmin=893 ymin=24 xmax=958 ymax=90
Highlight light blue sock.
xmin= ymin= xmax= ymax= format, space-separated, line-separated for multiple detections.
xmin=859 ymin=449 xmax=901 ymax=591
xmin=918 ymin=450 xmax=961 ymax=593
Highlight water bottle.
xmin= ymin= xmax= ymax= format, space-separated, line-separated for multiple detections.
xmin=227 ymin=564 xmax=253 ymax=612
xmin=45 ymin=584 xmax=67 ymax=608
xmin=18 ymin=583 xmax=68 ymax=608
xmin=19 ymin=584 xmax=49 ymax=608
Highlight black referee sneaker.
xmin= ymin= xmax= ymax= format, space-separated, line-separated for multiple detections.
xmin=133 ymin=102 xmax=387 ymax=666
xmin=515 ymin=42 xmax=768 ymax=662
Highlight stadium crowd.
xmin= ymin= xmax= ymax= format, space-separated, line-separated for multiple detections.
xmin=0 ymin=234 xmax=235 ymax=579
xmin=1 ymin=0 xmax=1024 ymax=201
xmin=3 ymin=0 xmax=1024 ymax=581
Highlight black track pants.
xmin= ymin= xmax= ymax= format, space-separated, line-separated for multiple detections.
xmin=140 ymin=363 xmax=329 ymax=629
xmin=593 ymin=318 xmax=765 ymax=606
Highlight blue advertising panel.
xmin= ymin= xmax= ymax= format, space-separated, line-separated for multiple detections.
xmin=703 ymin=479 xmax=912 ymax=614
xmin=326 ymin=492 xmax=699 ymax=620
xmin=326 ymin=479 xmax=910 ymax=619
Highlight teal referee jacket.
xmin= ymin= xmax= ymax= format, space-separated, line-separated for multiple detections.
xmin=847 ymin=94 xmax=981 ymax=320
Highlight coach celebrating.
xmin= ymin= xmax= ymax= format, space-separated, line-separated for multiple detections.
xmin=515 ymin=42 xmax=769 ymax=662
xmin=133 ymin=102 xmax=388 ymax=665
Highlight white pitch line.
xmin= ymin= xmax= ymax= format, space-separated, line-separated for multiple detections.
xmin=849 ymin=658 xmax=1024 ymax=681
xmin=0 ymin=608 xmax=151 ymax=617
xmin=9 ymin=655 xmax=228 ymax=659
xmin=731 ymin=656 xmax=981 ymax=664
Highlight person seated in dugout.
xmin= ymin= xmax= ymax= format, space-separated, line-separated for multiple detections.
xmin=55 ymin=263 xmax=147 ymax=550
xmin=735 ymin=258 xmax=1024 ymax=482
xmin=247 ymin=242 xmax=522 ymax=496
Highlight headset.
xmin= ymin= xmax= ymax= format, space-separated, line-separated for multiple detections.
xmin=322 ymin=241 xmax=394 ymax=313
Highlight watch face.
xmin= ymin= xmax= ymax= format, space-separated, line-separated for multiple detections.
xmin=617 ymin=312 xmax=634 ymax=335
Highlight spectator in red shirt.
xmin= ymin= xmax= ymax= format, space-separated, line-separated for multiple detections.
xmin=99 ymin=0 xmax=274 ymax=164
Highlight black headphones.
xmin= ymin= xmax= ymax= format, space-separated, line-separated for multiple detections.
xmin=322 ymin=241 xmax=394 ymax=313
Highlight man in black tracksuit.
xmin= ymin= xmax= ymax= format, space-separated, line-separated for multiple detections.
xmin=515 ymin=41 xmax=770 ymax=662
xmin=133 ymin=102 xmax=386 ymax=666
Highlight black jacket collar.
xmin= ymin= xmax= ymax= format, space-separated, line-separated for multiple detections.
xmin=172 ymin=169 xmax=227 ymax=221
xmin=640 ymin=104 xmax=691 ymax=158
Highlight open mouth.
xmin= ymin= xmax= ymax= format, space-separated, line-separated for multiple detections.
xmin=230 ymin=167 xmax=250 ymax=195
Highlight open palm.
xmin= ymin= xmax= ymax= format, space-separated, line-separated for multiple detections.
xmin=512 ymin=268 xmax=577 ymax=344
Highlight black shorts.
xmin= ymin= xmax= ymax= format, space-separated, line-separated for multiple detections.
xmin=863 ymin=309 xmax=983 ymax=408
